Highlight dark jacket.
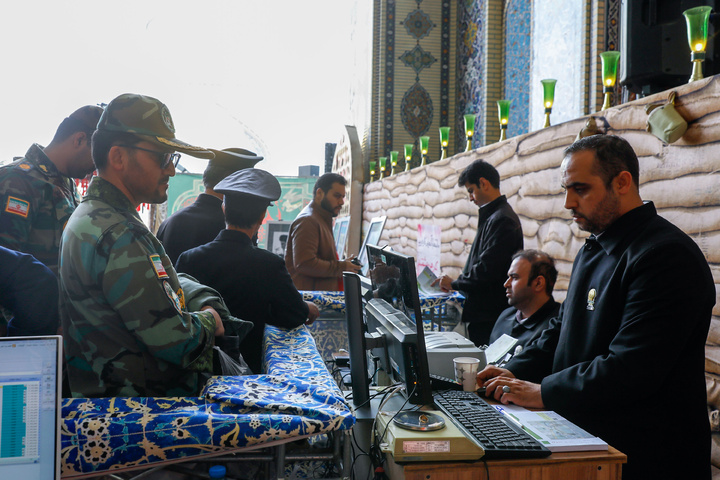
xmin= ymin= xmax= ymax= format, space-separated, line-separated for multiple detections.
xmin=506 ymin=202 xmax=714 ymax=480
xmin=176 ymin=229 xmax=309 ymax=373
xmin=157 ymin=193 xmax=225 ymax=264
xmin=0 ymin=246 xmax=59 ymax=336
xmin=452 ymin=195 xmax=523 ymax=324
xmin=489 ymin=298 xmax=559 ymax=350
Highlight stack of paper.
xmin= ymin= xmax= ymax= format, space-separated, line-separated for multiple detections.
xmin=493 ymin=404 xmax=608 ymax=452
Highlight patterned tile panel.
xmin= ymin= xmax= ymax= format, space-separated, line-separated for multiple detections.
xmin=503 ymin=0 xmax=531 ymax=138
xmin=456 ymin=0 xmax=485 ymax=152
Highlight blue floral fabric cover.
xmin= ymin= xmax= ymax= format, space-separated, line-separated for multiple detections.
xmin=61 ymin=325 xmax=355 ymax=477
xmin=302 ymin=290 xmax=465 ymax=316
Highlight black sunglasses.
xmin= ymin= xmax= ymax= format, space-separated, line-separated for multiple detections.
xmin=117 ymin=144 xmax=181 ymax=169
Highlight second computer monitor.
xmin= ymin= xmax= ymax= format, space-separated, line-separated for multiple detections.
xmin=365 ymin=245 xmax=432 ymax=405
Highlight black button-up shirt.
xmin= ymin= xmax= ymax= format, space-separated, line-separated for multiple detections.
xmin=506 ymin=202 xmax=714 ymax=479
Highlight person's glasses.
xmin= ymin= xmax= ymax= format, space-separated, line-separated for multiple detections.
xmin=117 ymin=144 xmax=181 ymax=169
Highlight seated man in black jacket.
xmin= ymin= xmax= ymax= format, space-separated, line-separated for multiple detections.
xmin=489 ymin=249 xmax=559 ymax=356
xmin=176 ymin=168 xmax=319 ymax=373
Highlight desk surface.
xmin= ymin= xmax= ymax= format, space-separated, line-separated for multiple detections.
xmin=388 ymin=446 xmax=627 ymax=480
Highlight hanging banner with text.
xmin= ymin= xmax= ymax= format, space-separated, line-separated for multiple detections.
xmin=416 ymin=223 xmax=441 ymax=276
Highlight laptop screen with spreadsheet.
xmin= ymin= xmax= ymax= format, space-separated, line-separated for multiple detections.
xmin=0 ymin=336 xmax=62 ymax=480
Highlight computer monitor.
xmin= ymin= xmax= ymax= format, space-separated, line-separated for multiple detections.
xmin=365 ymin=245 xmax=433 ymax=405
xmin=358 ymin=216 xmax=386 ymax=275
xmin=343 ymin=272 xmax=370 ymax=407
xmin=0 ymin=335 xmax=63 ymax=480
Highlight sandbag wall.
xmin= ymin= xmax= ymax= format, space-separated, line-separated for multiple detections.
xmin=363 ymin=75 xmax=720 ymax=469
xmin=363 ymin=75 xmax=719 ymax=310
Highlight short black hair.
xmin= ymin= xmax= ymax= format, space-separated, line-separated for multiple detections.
xmin=512 ymin=249 xmax=557 ymax=295
xmin=51 ymin=105 xmax=103 ymax=144
xmin=224 ymin=195 xmax=268 ymax=229
xmin=457 ymin=159 xmax=500 ymax=189
xmin=313 ymin=173 xmax=346 ymax=196
xmin=203 ymin=165 xmax=236 ymax=189
xmin=563 ymin=134 xmax=640 ymax=189
xmin=91 ymin=130 xmax=142 ymax=171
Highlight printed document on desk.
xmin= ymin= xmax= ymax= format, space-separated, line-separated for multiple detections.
xmin=417 ymin=266 xmax=449 ymax=296
xmin=493 ymin=404 xmax=608 ymax=452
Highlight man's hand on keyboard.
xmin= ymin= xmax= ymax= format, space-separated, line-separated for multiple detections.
xmin=477 ymin=366 xmax=545 ymax=409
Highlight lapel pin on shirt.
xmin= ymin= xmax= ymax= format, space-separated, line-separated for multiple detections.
xmin=587 ymin=288 xmax=596 ymax=310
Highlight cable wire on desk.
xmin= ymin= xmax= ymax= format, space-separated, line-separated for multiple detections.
xmin=369 ymin=384 xmax=413 ymax=479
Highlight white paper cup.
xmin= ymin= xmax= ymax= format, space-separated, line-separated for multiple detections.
xmin=453 ymin=357 xmax=481 ymax=392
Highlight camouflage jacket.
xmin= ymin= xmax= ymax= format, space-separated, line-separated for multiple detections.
xmin=0 ymin=144 xmax=80 ymax=274
xmin=58 ymin=176 xmax=216 ymax=398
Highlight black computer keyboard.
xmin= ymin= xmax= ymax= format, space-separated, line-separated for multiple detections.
xmin=433 ymin=390 xmax=552 ymax=459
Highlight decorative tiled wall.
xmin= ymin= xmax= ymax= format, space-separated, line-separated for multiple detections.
xmin=456 ymin=0 xmax=484 ymax=151
xmin=454 ymin=0 xmax=623 ymax=139
xmin=370 ymin=0 xmax=457 ymax=169
xmin=503 ymin=0 xmax=531 ymax=139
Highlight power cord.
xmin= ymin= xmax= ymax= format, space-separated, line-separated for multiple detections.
xmin=366 ymin=384 xmax=409 ymax=479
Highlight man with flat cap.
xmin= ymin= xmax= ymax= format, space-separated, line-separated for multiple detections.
xmin=157 ymin=148 xmax=263 ymax=264
xmin=0 ymin=105 xmax=103 ymax=273
xmin=176 ymin=168 xmax=320 ymax=373
xmin=58 ymin=93 xmax=224 ymax=398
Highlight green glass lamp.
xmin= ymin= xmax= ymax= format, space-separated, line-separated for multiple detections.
xmin=541 ymin=79 xmax=557 ymax=128
xmin=600 ymin=51 xmax=620 ymax=110
xmin=497 ymin=100 xmax=511 ymax=142
xmin=369 ymin=161 xmax=376 ymax=182
xmin=683 ymin=6 xmax=712 ymax=82
xmin=390 ymin=150 xmax=399 ymax=175
xmin=379 ymin=156 xmax=387 ymax=179
xmin=463 ymin=114 xmax=476 ymax=152
xmin=419 ymin=136 xmax=430 ymax=166
xmin=404 ymin=144 xmax=413 ymax=171
xmin=439 ymin=126 xmax=450 ymax=159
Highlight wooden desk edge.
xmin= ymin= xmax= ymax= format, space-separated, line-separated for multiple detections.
xmin=400 ymin=446 xmax=627 ymax=472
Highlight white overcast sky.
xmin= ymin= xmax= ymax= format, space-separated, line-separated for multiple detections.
xmin=0 ymin=1 xmax=355 ymax=176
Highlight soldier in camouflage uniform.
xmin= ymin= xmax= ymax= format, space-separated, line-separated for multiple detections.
xmin=58 ymin=93 xmax=224 ymax=398
xmin=0 ymin=105 xmax=103 ymax=274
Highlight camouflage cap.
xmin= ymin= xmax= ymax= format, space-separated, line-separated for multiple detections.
xmin=97 ymin=93 xmax=214 ymax=159
xmin=207 ymin=148 xmax=263 ymax=171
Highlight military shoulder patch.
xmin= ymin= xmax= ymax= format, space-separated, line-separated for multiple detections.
xmin=163 ymin=281 xmax=183 ymax=315
xmin=149 ymin=254 xmax=169 ymax=279
xmin=5 ymin=196 xmax=30 ymax=217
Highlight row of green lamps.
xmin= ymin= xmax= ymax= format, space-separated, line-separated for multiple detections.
xmin=375 ymin=7 xmax=711 ymax=173
xmin=370 ymin=127 xmax=457 ymax=180
xmin=463 ymin=99 xmax=513 ymax=146
xmin=599 ymin=6 xmax=712 ymax=113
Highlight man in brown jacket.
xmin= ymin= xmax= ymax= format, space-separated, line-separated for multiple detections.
xmin=286 ymin=173 xmax=360 ymax=291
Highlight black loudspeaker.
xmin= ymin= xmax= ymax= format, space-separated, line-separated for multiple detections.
xmin=620 ymin=0 xmax=719 ymax=94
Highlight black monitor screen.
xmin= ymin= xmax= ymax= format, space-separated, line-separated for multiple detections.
xmin=365 ymin=245 xmax=432 ymax=405
xmin=366 ymin=245 xmax=423 ymax=326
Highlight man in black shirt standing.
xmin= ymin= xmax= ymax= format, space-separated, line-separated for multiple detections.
xmin=433 ymin=159 xmax=523 ymax=346
xmin=478 ymin=135 xmax=714 ymax=479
